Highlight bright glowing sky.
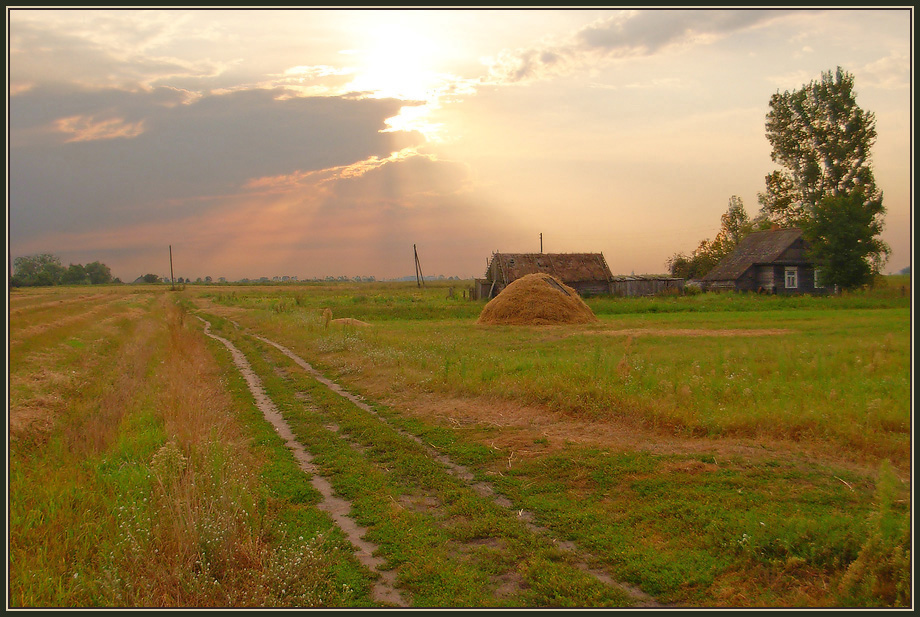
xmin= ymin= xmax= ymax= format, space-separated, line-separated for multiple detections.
xmin=6 ymin=7 xmax=913 ymax=282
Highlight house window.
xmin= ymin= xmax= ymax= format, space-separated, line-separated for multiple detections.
xmin=814 ymin=269 xmax=824 ymax=288
xmin=785 ymin=267 xmax=798 ymax=289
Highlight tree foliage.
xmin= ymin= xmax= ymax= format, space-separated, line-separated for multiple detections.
xmin=12 ymin=253 xmax=65 ymax=286
xmin=61 ymin=264 xmax=89 ymax=285
xmin=84 ymin=261 xmax=113 ymax=285
xmin=12 ymin=253 xmax=114 ymax=287
xmin=759 ymin=67 xmax=881 ymax=225
xmin=803 ymin=191 xmax=889 ymax=290
xmin=757 ymin=67 xmax=887 ymax=288
xmin=668 ymin=196 xmax=755 ymax=279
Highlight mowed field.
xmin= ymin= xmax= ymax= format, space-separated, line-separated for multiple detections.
xmin=7 ymin=278 xmax=912 ymax=608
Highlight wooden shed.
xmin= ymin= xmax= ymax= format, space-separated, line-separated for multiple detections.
xmin=609 ymin=275 xmax=685 ymax=297
xmin=473 ymin=253 xmax=615 ymax=300
xmin=701 ymin=228 xmax=827 ymax=294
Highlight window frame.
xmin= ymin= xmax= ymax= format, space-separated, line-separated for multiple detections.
xmin=814 ymin=268 xmax=824 ymax=288
xmin=784 ymin=266 xmax=798 ymax=289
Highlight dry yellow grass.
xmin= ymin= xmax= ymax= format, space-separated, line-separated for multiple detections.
xmin=331 ymin=317 xmax=372 ymax=327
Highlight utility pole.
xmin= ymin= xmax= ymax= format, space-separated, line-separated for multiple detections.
xmin=169 ymin=245 xmax=175 ymax=290
xmin=540 ymin=233 xmax=543 ymax=253
xmin=414 ymin=244 xmax=425 ymax=288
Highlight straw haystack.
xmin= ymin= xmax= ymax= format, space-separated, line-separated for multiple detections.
xmin=476 ymin=273 xmax=598 ymax=325
xmin=322 ymin=308 xmax=371 ymax=328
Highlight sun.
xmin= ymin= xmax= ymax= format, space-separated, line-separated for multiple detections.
xmin=334 ymin=13 xmax=478 ymax=141
xmin=347 ymin=23 xmax=444 ymax=101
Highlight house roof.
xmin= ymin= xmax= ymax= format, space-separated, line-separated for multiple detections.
xmin=702 ymin=228 xmax=806 ymax=282
xmin=488 ymin=253 xmax=613 ymax=283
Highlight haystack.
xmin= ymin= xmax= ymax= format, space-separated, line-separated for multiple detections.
xmin=322 ymin=308 xmax=371 ymax=328
xmin=330 ymin=317 xmax=371 ymax=327
xmin=476 ymin=273 xmax=598 ymax=325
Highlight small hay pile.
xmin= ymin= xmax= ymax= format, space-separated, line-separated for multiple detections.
xmin=331 ymin=317 xmax=371 ymax=327
xmin=477 ymin=273 xmax=598 ymax=326
xmin=322 ymin=308 xmax=371 ymax=328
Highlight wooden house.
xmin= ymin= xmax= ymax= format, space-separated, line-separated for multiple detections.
xmin=473 ymin=253 xmax=615 ymax=300
xmin=700 ymin=228 xmax=827 ymax=294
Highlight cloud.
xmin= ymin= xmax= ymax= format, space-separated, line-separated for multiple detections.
xmin=485 ymin=9 xmax=798 ymax=84
xmin=9 ymin=85 xmax=426 ymax=240
xmin=14 ymin=150 xmax=505 ymax=281
xmin=9 ymin=15 xmax=226 ymax=91
xmin=857 ymin=51 xmax=910 ymax=90
xmin=54 ymin=114 xmax=148 ymax=142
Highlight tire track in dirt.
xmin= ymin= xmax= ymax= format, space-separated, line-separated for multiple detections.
xmin=195 ymin=317 xmax=406 ymax=607
xmin=250 ymin=332 xmax=662 ymax=608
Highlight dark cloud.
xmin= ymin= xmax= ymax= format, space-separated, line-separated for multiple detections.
xmin=9 ymin=85 xmax=426 ymax=239
xmin=577 ymin=9 xmax=790 ymax=53
xmin=16 ymin=149 xmax=504 ymax=281
xmin=489 ymin=9 xmax=799 ymax=83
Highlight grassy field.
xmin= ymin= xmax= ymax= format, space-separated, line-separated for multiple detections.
xmin=7 ymin=277 xmax=912 ymax=607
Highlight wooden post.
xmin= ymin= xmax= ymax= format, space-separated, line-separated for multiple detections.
xmin=414 ymin=244 xmax=425 ymax=287
xmin=540 ymin=233 xmax=543 ymax=253
xmin=169 ymin=245 xmax=175 ymax=290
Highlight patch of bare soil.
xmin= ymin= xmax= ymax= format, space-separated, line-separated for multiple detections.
xmin=329 ymin=317 xmax=372 ymax=327
xmin=589 ymin=328 xmax=792 ymax=337
xmin=8 ymin=398 xmax=60 ymax=437
xmin=374 ymin=390 xmax=883 ymax=478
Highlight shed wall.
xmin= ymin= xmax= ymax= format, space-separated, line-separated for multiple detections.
xmin=609 ymin=277 xmax=684 ymax=297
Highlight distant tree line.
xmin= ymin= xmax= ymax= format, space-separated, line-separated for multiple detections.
xmin=11 ymin=253 xmax=118 ymax=287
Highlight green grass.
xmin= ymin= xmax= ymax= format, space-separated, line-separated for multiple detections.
xmin=9 ymin=279 xmax=910 ymax=607
xmin=8 ymin=291 xmax=374 ymax=608
xmin=217 ymin=328 xmax=635 ymax=607
xmin=201 ymin=283 xmax=909 ymax=464
xmin=186 ymin=276 xmax=911 ymax=607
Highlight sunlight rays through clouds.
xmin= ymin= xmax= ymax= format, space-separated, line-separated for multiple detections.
xmin=7 ymin=8 xmax=912 ymax=281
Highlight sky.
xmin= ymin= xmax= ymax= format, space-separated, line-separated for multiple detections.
xmin=6 ymin=7 xmax=913 ymax=282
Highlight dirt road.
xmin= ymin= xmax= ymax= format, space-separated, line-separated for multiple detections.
xmin=197 ymin=314 xmax=660 ymax=608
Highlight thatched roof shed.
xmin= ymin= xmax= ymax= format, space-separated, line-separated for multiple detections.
xmin=473 ymin=252 xmax=614 ymax=299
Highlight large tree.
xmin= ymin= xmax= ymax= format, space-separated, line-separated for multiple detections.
xmin=12 ymin=253 xmax=65 ymax=286
xmin=84 ymin=261 xmax=113 ymax=285
xmin=759 ymin=67 xmax=881 ymax=224
xmin=61 ymin=263 xmax=90 ymax=285
xmin=758 ymin=68 xmax=887 ymax=285
xmin=803 ymin=191 xmax=889 ymax=290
